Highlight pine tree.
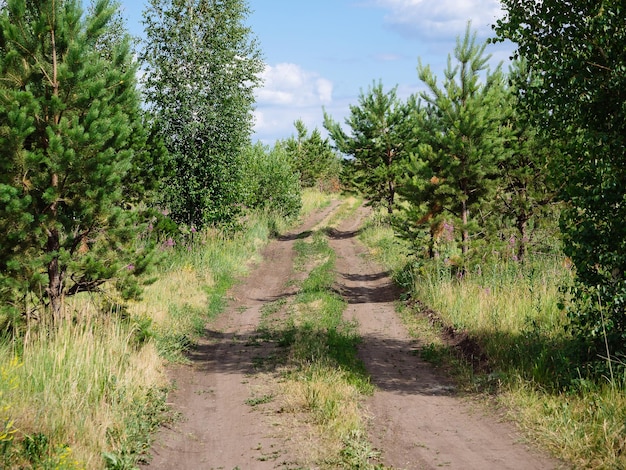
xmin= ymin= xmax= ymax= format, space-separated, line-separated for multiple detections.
xmin=496 ymin=59 xmax=559 ymax=262
xmin=0 ymin=0 xmax=154 ymax=323
xmin=324 ymin=81 xmax=414 ymax=214
xmin=283 ymin=120 xmax=341 ymax=190
xmin=404 ymin=24 xmax=507 ymax=261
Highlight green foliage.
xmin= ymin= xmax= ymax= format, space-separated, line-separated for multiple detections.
xmin=399 ymin=24 xmax=507 ymax=264
xmin=324 ymin=81 xmax=416 ymax=213
xmin=103 ymin=386 xmax=169 ymax=469
xmin=0 ymin=0 xmax=155 ymax=322
xmin=282 ymin=119 xmax=342 ymax=190
xmin=141 ymin=0 xmax=264 ymax=228
xmin=241 ymin=141 xmax=302 ymax=219
xmin=494 ymin=59 xmax=560 ymax=262
xmin=495 ymin=1 xmax=626 ymax=353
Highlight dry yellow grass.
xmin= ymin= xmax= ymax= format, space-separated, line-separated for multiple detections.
xmin=129 ymin=267 xmax=209 ymax=328
xmin=2 ymin=313 xmax=167 ymax=469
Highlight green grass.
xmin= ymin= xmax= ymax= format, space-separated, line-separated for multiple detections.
xmin=358 ymin=209 xmax=626 ymax=469
xmin=300 ymin=188 xmax=333 ymax=217
xmin=0 ymin=206 xmax=292 ymax=469
xmin=0 ymin=318 xmax=168 ymax=469
xmin=258 ymin=220 xmax=382 ymax=468
xmin=414 ymin=258 xmax=574 ymax=389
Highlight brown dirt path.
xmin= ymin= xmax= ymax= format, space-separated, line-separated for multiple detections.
xmin=328 ymin=204 xmax=565 ymax=470
xmin=144 ymin=200 xmax=341 ymax=470
xmin=146 ymin=199 xmax=566 ymax=470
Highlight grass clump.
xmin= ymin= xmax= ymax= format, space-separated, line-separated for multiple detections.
xmin=300 ymin=188 xmax=333 ymax=217
xmin=0 ymin=317 xmax=168 ymax=469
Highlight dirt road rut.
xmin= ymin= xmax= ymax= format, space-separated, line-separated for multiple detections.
xmin=329 ymin=205 xmax=561 ymax=469
xmin=146 ymin=200 xmax=563 ymax=469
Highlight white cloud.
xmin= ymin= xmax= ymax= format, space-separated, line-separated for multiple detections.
xmin=253 ymin=63 xmax=335 ymax=143
xmin=373 ymin=0 xmax=504 ymax=40
xmin=256 ymin=63 xmax=334 ymax=107
xmin=316 ymin=78 xmax=333 ymax=103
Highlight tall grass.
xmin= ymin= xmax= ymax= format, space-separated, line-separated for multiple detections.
xmin=358 ymin=210 xmax=626 ymax=469
xmin=0 ymin=316 xmax=167 ymax=469
xmin=414 ymin=258 xmax=573 ymax=388
xmin=129 ymin=213 xmax=270 ymax=362
xmin=300 ymin=188 xmax=333 ymax=216
xmin=0 ymin=205 xmax=293 ymax=469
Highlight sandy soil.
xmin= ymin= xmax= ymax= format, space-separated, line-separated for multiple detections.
xmin=144 ymin=200 xmax=565 ymax=470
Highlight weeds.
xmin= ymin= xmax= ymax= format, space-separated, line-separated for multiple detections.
xmin=245 ymin=394 xmax=274 ymax=407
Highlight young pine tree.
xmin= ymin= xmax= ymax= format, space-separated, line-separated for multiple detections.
xmin=496 ymin=59 xmax=559 ymax=262
xmin=324 ymin=81 xmax=414 ymax=214
xmin=405 ymin=24 xmax=507 ymax=262
xmin=0 ymin=0 xmax=154 ymax=324
xmin=283 ymin=120 xmax=341 ymax=190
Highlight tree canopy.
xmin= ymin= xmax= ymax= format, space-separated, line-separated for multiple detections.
xmin=283 ymin=120 xmax=341 ymax=190
xmin=142 ymin=0 xmax=264 ymax=227
xmin=495 ymin=0 xmax=626 ymax=351
xmin=0 ymin=0 xmax=154 ymax=322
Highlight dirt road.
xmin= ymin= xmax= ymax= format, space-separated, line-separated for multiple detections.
xmin=145 ymin=200 xmax=563 ymax=469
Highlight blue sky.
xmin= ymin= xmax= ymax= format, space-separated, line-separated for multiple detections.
xmin=116 ymin=0 xmax=514 ymax=144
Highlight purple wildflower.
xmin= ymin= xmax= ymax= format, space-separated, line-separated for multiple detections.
xmin=442 ymin=221 xmax=454 ymax=242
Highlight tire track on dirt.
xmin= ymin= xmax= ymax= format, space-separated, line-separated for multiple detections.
xmin=328 ymin=204 xmax=564 ymax=470
xmin=144 ymin=200 xmax=341 ymax=470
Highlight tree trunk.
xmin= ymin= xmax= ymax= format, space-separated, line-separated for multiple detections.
xmin=46 ymin=227 xmax=63 ymax=324
xmin=387 ymin=179 xmax=394 ymax=214
xmin=386 ymin=147 xmax=395 ymax=214
xmin=429 ymin=223 xmax=440 ymax=259
xmin=516 ymin=214 xmax=529 ymax=263
xmin=47 ymin=25 xmax=63 ymax=323
xmin=461 ymin=199 xmax=469 ymax=256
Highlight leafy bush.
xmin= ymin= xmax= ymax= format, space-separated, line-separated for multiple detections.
xmin=241 ymin=142 xmax=302 ymax=219
xmin=282 ymin=120 xmax=342 ymax=190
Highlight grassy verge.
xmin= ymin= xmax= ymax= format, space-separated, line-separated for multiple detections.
xmin=129 ymin=213 xmax=271 ymax=363
xmin=257 ymin=203 xmax=384 ymax=468
xmin=358 ymin=209 xmax=626 ymax=469
xmin=0 ymin=315 xmax=168 ymax=469
xmin=0 ymin=190 xmax=367 ymax=469
xmin=0 ymin=197 xmax=320 ymax=469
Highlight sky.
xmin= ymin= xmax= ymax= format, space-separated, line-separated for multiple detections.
xmin=116 ymin=0 xmax=515 ymax=145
